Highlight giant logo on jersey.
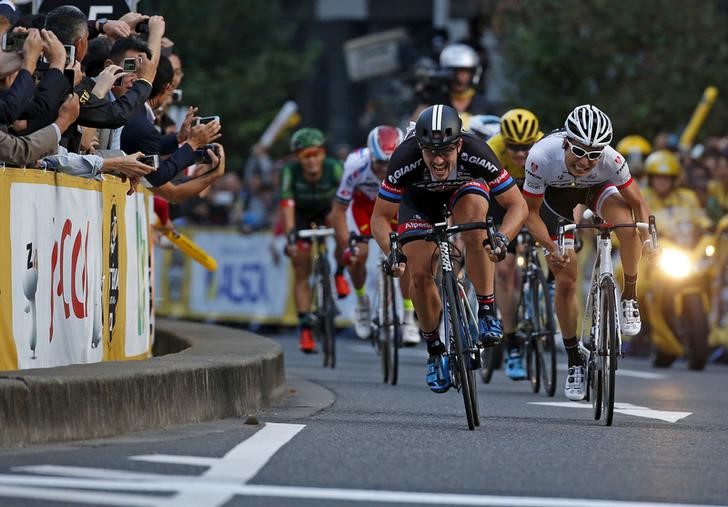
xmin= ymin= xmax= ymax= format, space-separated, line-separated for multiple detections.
xmin=460 ymin=151 xmax=498 ymax=173
xmin=387 ymin=160 xmax=421 ymax=185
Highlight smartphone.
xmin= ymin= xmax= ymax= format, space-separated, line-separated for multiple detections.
xmin=64 ymin=45 xmax=76 ymax=66
xmin=171 ymin=89 xmax=183 ymax=103
xmin=122 ymin=57 xmax=137 ymax=72
xmin=1 ymin=31 xmax=27 ymax=52
xmin=194 ymin=144 xmax=219 ymax=164
xmin=138 ymin=154 xmax=159 ymax=170
xmin=194 ymin=115 xmax=220 ymax=126
xmin=63 ymin=69 xmax=75 ymax=90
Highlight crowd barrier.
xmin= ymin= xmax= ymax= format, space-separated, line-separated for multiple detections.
xmin=155 ymin=228 xmax=379 ymax=326
xmin=0 ymin=169 xmax=154 ymax=371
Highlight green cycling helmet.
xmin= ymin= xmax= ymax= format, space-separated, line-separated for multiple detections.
xmin=290 ymin=127 xmax=325 ymax=152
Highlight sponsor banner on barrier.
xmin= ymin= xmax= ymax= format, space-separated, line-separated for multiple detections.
xmin=124 ymin=192 xmax=153 ymax=358
xmin=155 ymin=228 xmax=388 ymax=326
xmin=10 ymin=181 xmax=103 ymax=369
xmin=186 ymin=232 xmax=291 ymax=320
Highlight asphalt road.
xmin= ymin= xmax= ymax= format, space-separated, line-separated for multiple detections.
xmin=1 ymin=329 xmax=727 ymax=507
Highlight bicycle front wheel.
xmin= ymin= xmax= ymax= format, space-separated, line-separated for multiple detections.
xmin=600 ymin=278 xmax=618 ymax=426
xmin=386 ymin=274 xmax=400 ymax=386
xmin=445 ymin=274 xmax=477 ymax=430
xmin=533 ymin=268 xmax=557 ymax=397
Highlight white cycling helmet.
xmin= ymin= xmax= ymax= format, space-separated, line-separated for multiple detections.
xmin=439 ymin=43 xmax=482 ymax=86
xmin=564 ymin=104 xmax=613 ymax=148
xmin=468 ymin=114 xmax=501 ymax=141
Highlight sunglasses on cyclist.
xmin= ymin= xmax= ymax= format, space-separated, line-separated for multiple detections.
xmin=297 ymin=146 xmax=324 ymax=159
xmin=420 ymin=143 xmax=458 ymax=157
xmin=506 ymin=143 xmax=533 ymax=153
xmin=566 ymin=139 xmax=603 ymax=160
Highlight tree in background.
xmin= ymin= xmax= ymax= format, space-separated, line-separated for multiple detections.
xmin=144 ymin=0 xmax=320 ymax=169
xmin=495 ymin=0 xmax=728 ymax=141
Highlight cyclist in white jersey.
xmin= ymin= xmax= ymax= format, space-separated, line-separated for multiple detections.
xmin=331 ymin=126 xmax=421 ymax=345
xmin=523 ymin=104 xmax=653 ymax=401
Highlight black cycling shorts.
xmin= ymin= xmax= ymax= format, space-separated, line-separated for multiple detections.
xmin=540 ymin=183 xmax=619 ymax=238
xmin=397 ymin=179 xmax=490 ymax=234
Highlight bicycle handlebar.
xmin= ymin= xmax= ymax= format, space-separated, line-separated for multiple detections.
xmin=297 ymin=227 xmax=336 ymax=239
xmin=557 ymin=215 xmax=658 ymax=255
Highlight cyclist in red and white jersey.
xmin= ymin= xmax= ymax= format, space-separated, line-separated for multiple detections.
xmin=523 ymin=104 xmax=652 ymax=401
xmin=331 ymin=126 xmax=421 ymax=346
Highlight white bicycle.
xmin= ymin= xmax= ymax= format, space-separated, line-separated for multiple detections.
xmin=558 ymin=210 xmax=657 ymax=426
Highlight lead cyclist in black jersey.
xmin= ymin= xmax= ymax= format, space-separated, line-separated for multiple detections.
xmin=371 ymin=104 xmax=528 ymax=393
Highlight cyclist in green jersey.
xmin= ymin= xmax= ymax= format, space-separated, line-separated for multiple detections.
xmin=280 ymin=127 xmax=351 ymax=353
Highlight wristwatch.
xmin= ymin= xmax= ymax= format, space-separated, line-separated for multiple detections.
xmin=96 ymin=18 xmax=109 ymax=34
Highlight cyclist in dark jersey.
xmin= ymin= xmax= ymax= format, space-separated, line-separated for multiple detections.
xmin=280 ymin=127 xmax=350 ymax=353
xmin=371 ymin=105 xmax=528 ymax=393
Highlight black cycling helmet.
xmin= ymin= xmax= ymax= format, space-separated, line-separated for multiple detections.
xmin=415 ymin=104 xmax=462 ymax=149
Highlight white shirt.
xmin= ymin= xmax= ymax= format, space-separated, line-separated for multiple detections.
xmin=335 ymin=148 xmax=381 ymax=205
xmin=523 ymin=132 xmax=633 ymax=198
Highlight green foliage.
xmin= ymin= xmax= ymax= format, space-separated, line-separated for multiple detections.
xmin=496 ymin=0 xmax=728 ymax=142
xmin=143 ymin=0 xmax=320 ymax=169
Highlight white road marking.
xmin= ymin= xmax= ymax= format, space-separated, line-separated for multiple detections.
xmin=0 ymin=475 xmax=722 ymax=507
xmin=130 ymin=455 xmax=217 ymax=467
xmin=557 ymin=364 xmax=666 ymax=380
xmin=529 ymin=401 xmax=692 ymax=423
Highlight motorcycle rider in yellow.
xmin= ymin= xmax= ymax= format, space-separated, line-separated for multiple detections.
xmin=485 ymin=109 xmax=543 ymax=380
xmin=640 ymin=150 xmax=713 ymax=368
xmin=641 ymin=150 xmax=711 ymax=247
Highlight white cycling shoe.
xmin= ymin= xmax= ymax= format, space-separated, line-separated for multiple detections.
xmin=564 ymin=364 xmax=587 ymax=401
xmin=401 ymin=310 xmax=420 ymax=346
xmin=354 ymin=295 xmax=371 ymax=340
xmin=620 ymin=299 xmax=641 ymax=336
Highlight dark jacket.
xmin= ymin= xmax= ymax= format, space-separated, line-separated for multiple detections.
xmin=120 ymin=108 xmax=196 ymax=187
xmin=0 ymin=69 xmax=36 ymax=125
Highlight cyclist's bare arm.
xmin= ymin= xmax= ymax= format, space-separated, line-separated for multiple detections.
xmin=372 ymin=197 xmax=398 ymax=256
xmin=493 ymin=185 xmax=529 ymax=242
xmin=330 ymin=201 xmax=350 ymax=251
xmin=524 ymin=194 xmax=558 ymax=255
xmin=281 ymin=201 xmax=295 ymax=235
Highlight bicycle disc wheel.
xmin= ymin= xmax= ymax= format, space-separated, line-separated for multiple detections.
xmin=534 ymin=268 xmax=557 ymax=397
xmin=445 ymin=274 xmax=476 ymax=430
xmin=387 ymin=275 xmax=400 ymax=386
xmin=600 ymin=279 xmax=618 ymax=426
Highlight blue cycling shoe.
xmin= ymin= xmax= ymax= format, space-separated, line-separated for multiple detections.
xmin=505 ymin=350 xmax=527 ymax=380
xmin=478 ymin=314 xmax=503 ymax=347
xmin=426 ymin=354 xmax=451 ymax=393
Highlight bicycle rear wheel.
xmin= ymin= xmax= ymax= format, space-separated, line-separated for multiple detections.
xmin=600 ymin=278 xmax=618 ymax=426
xmin=479 ymin=345 xmax=500 ymax=383
xmin=533 ymin=268 xmax=557 ymax=397
xmin=445 ymin=274 xmax=477 ymax=430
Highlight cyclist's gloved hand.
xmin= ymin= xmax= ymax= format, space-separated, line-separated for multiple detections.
xmin=486 ymin=232 xmax=509 ymax=262
xmin=342 ymin=246 xmax=359 ymax=265
xmin=643 ymin=237 xmax=659 ymax=261
xmin=384 ymin=251 xmax=407 ymax=277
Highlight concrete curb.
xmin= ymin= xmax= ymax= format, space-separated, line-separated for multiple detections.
xmin=0 ymin=319 xmax=286 ymax=448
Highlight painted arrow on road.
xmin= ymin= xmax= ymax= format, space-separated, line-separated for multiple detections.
xmin=528 ymin=402 xmax=692 ymax=423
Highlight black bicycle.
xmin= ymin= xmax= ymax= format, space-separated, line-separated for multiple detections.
xmin=298 ymin=227 xmax=337 ymax=368
xmin=349 ymin=233 xmax=402 ymax=385
xmin=391 ymin=215 xmax=497 ymax=430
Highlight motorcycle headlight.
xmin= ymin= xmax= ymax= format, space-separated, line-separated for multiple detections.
xmin=705 ymin=244 xmax=716 ymax=257
xmin=659 ymin=248 xmax=691 ymax=279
